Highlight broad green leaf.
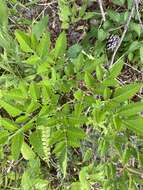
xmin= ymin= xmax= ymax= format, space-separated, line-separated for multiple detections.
xmin=73 ymin=104 xmax=83 ymax=119
xmin=128 ymin=41 xmax=140 ymax=52
xmin=70 ymin=182 xmax=81 ymax=190
xmin=109 ymin=59 xmax=124 ymax=78
xmin=128 ymin=52 xmax=134 ymax=62
xmin=84 ymin=72 xmax=96 ymax=88
xmin=64 ymin=63 xmax=74 ymax=76
xmin=58 ymin=0 xmax=71 ymax=29
xmin=74 ymin=90 xmax=84 ymax=100
xmin=130 ymin=22 xmax=141 ymax=37
xmin=96 ymin=64 xmax=103 ymax=81
xmin=11 ymin=132 xmax=24 ymax=160
xmin=103 ymin=20 xmax=112 ymax=30
xmin=78 ymin=2 xmax=87 ymax=17
xmin=127 ymin=0 xmax=133 ymax=9
xmin=25 ymin=54 xmax=40 ymax=65
xmin=19 ymin=81 xmax=28 ymax=98
xmin=31 ymin=33 xmax=38 ymax=50
xmin=15 ymin=30 xmax=33 ymax=52
xmin=67 ymin=44 xmax=82 ymax=59
xmin=67 ymin=127 xmax=86 ymax=141
xmin=98 ymin=29 xmax=107 ymax=41
xmin=37 ymin=61 xmax=50 ymax=74
xmin=53 ymin=31 xmax=67 ymax=59
xmin=49 ymin=130 xmax=64 ymax=146
xmin=21 ymin=171 xmax=32 ymax=190
xmin=29 ymin=82 xmax=40 ymax=100
xmin=103 ymin=87 xmax=112 ymax=100
xmin=37 ymin=115 xmax=58 ymax=126
xmin=30 ymin=130 xmax=44 ymax=158
xmin=21 ymin=142 xmax=35 ymax=160
xmin=32 ymin=16 xmax=48 ymax=39
xmin=118 ymin=102 xmax=143 ymax=116
xmin=0 ymin=100 xmax=22 ymax=117
xmin=92 ymin=108 xmax=106 ymax=124
xmin=79 ymin=169 xmax=90 ymax=190
xmin=74 ymin=53 xmax=84 ymax=72
xmin=140 ymin=46 xmax=143 ymax=63
xmin=122 ymin=118 xmax=143 ymax=135
xmin=112 ymin=0 xmax=125 ymax=5
xmin=0 ymin=130 xmax=9 ymax=145
xmin=108 ymin=10 xmax=120 ymax=23
xmin=0 ymin=0 xmax=8 ymax=28
xmin=68 ymin=139 xmax=80 ymax=148
xmin=51 ymin=68 xmax=57 ymax=84
xmin=22 ymin=119 xmax=35 ymax=132
xmin=53 ymin=141 xmax=66 ymax=155
xmin=113 ymin=115 xmax=122 ymax=130
xmin=16 ymin=115 xmax=29 ymax=123
xmin=37 ymin=32 xmax=51 ymax=57
xmin=122 ymin=148 xmax=132 ymax=164
xmin=0 ymin=31 xmax=10 ymax=49
xmin=1 ymin=117 xmax=18 ymax=131
xmin=123 ymin=11 xmax=129 ymax=22
xmin=104 ymin=100 xmax=120 ymax=111
xmin=67 ymin=127 xmax=86 ymax=148
xmin=41 ymin=85 xmax=50 ymax=103
xmin=107 ymin=163 xmax=116 ymax=179
xmin=2 ymin=89 xmax=24 ymax=100
xmin=112 ymin=83 xmax=142 ymax=102
xmin=83 ymin=149 xmax=92 ymax=162
xmin=138 ymin=152 xmax=143 ymax=167
xmin=83 ymin=12 xmax=96 ymax=20
xmin=102 ymin=77 xmax=118 ymax=86
xmin=26 ymin=101 xmax=40 ymax=113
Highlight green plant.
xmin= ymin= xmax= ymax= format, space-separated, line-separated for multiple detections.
xmin=58 ymin=0 xmax=96 ymax=29
xmin=1 ymin=1 xmax=143 ymax=189
xmin=0 ymin=15 xmax=143 ymax=189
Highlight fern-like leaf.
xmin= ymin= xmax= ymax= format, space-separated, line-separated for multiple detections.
xmin=41 ymin=126 xmax=51 ymax=165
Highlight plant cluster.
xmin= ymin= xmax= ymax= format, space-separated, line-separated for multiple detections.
xmin=0 ymin=0 xmax=143 ymax=190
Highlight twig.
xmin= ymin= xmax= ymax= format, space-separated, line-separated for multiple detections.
xmin=32 ymin=5 xmax=49 ymax=24
xmin=109 ymin=5 xmax=135 ymax=67
xmin=6 ymin=160 xmax=14 ymax=173
xmin=124 ymin=62 xmax=143 ymax=74
xmin=97 ymin=0 xmax=106 ymax=22
xmin=37 ymin=1 xmax=57 ymax=6
xmin=134 ymin=0 xmax=143 ymax=32
xmin=108 ymin=25 xmax=124 ymax=32
xmin=126 ymin=167 xmax=143 ymax=177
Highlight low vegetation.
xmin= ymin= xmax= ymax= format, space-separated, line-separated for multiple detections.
xmin=0 ymin=0 xmax=143 ymax=189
